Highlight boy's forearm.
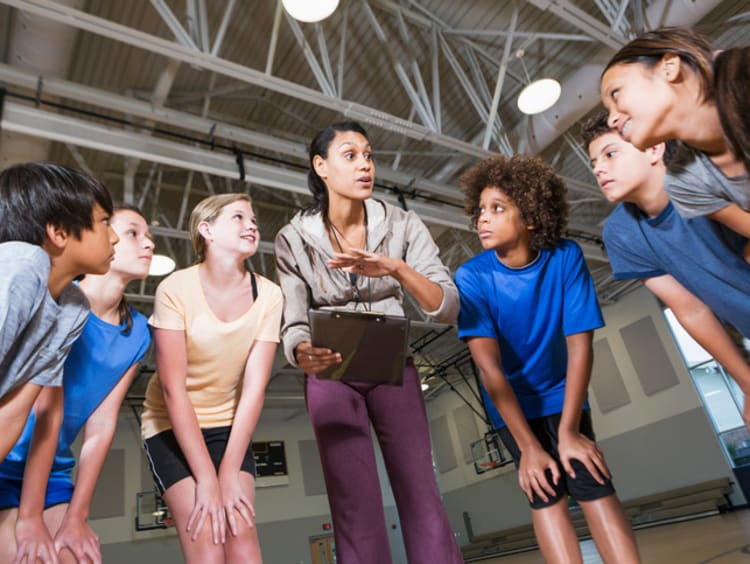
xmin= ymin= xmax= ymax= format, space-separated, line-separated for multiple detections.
xmin=559 ymin=332 xmax=594 ymax=433
xmin=0 ymin=383 xmax=41 ymax=461
xmin=66 ymin=428 xmax=116 ymax=520
xmin=646 ymin=275 xmax=750 ymax=392
xmin=468 ymin=338 xmax=541 ymax=452
xmin=483 ymin=373 xmax=539 ymax=452
xmin=18 ymin=386 xmax=63 ymax=518
xmin=680 ymin=310 xmax=750 ymax=393
xmin=221 ymin=341 xmax=276 ymax=474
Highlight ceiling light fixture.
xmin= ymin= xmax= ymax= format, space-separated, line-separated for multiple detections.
xmin=515 ymin=49 xmax=561 ymax=115
xmin=149 ymin=254 xmax=176 ymax=277
xmin=517 ymin=78 xmax=562 ymax=115
xmin=281 ymin=0 xmax=339 ymax=23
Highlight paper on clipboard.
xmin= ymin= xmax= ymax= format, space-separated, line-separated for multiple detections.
xmin=309 ymin=309 xmax=409 ymax=384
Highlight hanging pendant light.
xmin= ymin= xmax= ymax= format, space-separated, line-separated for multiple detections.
xmin=517 ymin=78 xmax=561 ymax=115
xmin=281 ymin=0 xmax=340 ymax=23
xmin=515 ymin=49 xmax=561 ymax=115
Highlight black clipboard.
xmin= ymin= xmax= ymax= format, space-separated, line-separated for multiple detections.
xmin=309 ymin=309 xmax=409 ymax=384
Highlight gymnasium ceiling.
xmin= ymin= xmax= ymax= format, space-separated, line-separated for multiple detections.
xmin=1 ymin=0 xmax=748 ymax=411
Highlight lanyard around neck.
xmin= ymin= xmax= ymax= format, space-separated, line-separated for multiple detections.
xmin=327 ymin=208 xmax=371 ymax=312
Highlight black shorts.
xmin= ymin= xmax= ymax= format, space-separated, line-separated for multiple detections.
xmin=143 ymin=426 xmax=256 ymax=495
xmin=498 ymin=411 xmax=615 ymax=510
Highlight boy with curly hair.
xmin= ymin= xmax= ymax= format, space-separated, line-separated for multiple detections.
xmin=455 ymin=155 xmax=639 ymax=563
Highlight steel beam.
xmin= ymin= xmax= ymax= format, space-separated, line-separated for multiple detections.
xmin=431 ymin=25 xmax=441 ymax=132
xmin=0 ymin=102 xmax=476 ymax=232
xmin=524 ymin=0 xmax=627 ymax=49
xmin=336 ymin=1 xmax=349 ymax=98
xmin=362 ymin=0 xmax=437 ymax=131
xmin=483 ymin=7 xmax=517 ymax=150
xmin=0 ymin=63 xmax=463 ymax=200
xmin=149 ymin=0 xmax=197 ymax=51
xmin=211 ymin=0 xmax=236 ymax=57
xmin=265 ymin=0 xmax=283 ymax=74
xmin=1 ymin=0 xmax=493 ymax=158
xmin=284 ymin=13 xmax=336 ymax=97
xmin=314 ymin=23 xmax=336 ymax=96
xmin=444 ymin=29 xmax=594 ymax=42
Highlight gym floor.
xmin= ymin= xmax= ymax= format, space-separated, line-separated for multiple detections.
xmin=477 ymin=509 xmax=750 ymax=563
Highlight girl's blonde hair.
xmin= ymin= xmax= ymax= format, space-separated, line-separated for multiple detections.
xmin=189 ymin=193 xmax=253 ymax=262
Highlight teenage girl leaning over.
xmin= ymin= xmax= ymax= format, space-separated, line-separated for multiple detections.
xmin=600 ymin=27 xmax=750 ymax=257
xmin=0 ymin=206 xmax=153 ymax=564
xmin=141 ymin=194 xmax=283 ymax=564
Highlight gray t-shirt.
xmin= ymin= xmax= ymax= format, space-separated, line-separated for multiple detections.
xmin=0 ymin=242 xmax=89 ymax=398
xmin=665 ymin=143 xmax=750 ymax=218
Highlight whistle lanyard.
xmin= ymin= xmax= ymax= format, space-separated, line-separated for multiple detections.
xmin=327 ymin=211 xmax=372 ymax=312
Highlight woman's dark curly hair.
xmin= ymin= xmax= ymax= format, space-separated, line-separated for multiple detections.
xmin=459 ymin=154 xmax=568 ymax=252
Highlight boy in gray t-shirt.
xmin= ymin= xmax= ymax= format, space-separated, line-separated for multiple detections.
xmin=0 ymin=163 xmax=116 ymax=472
xmin=0 ymin=242 xmax=89 ymax=398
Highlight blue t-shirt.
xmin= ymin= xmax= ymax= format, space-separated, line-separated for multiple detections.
xmin=456 ymin=239 xmax=604 ymax=428
xmin=0 ymin=308 xmax=151 ymax=483
xmin=603 ymin=202 xmax=750 ymax=337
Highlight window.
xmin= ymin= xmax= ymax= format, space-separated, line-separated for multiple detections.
xmin=664 ymin=309 xmax=750 ymax=467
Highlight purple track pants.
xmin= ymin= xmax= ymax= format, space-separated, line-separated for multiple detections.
xmin=306 ymin=360 xmax=463 ymax=564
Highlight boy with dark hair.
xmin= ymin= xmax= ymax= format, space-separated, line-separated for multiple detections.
xmin=0 ymin=162 xmax=117 ymax=563
xmin=455 ymin=154 xmax=639 ymax=563
xmin=582 ymin=111 xmax=750 ymax=428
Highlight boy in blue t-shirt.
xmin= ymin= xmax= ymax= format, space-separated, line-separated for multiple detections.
xmin=0 ymin=162 xmax=117 ymax=563
xmin=455 ymin=155 xmax=639 ymax=563
xmin=582 ymin=112 xmax=750 ymax=430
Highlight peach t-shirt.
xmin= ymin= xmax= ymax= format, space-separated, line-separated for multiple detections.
xmin=141 ymin=265 xmax=283 ymax=439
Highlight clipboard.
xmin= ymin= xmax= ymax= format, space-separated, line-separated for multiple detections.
xmin=309 ymin=309 xmax=409 ymax=384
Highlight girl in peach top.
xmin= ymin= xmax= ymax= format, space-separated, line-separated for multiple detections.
xmin=142 ymin=194 xmax=282 ymax=564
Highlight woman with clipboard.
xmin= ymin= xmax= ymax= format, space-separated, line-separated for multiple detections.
xmin=275 ymin=122 xmax=462 ymax=564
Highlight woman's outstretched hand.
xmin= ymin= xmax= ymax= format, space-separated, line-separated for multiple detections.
xmin=328 ymin=249 xmax=401 ymax=279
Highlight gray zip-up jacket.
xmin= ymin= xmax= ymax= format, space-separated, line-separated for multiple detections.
xmin=274 ymin=198 xmax=459 ymax=367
